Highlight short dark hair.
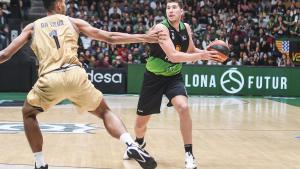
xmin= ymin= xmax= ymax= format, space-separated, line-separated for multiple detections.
xmin=166 ymin=0 xmax=184 ymax=9
xmin=43 ymin=0 xmax=59 ymax=12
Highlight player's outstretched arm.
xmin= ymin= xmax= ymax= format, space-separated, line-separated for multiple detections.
xmin=70 ymin=17 xmax=161 ymax=44
xmin=156 ymin=24 xmax=221 ymax=63
xmin=0 ymin=23 xmax=33 ymax=64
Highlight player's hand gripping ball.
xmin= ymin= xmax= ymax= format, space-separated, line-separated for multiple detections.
xmin=207 ymin=40 xmax=229 ymax=63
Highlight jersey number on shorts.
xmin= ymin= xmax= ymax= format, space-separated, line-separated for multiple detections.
xmin=49 ymin=30 xmax=60 ymax=49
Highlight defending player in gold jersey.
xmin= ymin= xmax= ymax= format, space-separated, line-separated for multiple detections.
xmin=0 ymin=0 xmax=164 ymax=169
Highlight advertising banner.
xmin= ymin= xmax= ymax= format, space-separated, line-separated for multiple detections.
xmin=86 ymin=68 xmax=126 ymax=94
xmin=128 ymin=64 xmax=300 ymax=96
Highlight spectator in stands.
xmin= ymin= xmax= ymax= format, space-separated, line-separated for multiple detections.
xmin=154 ymin=10 xmax=164 ymax=24
xmin=190 ymin=17 xmax=201 ymax=36
xmin=1 ymin=3 xmax=11 ymax=15
xmin=109 ymin=1 xmax=122 ymax=17
xmin=88 ymin=3 xmax=98 ymax=18
xmin=66 ymin=0 xmax=78 ymax=16
xmin=248 ymin=36 xmax=260 ymax=53
xmin=260 ymin=36 xmax=272 ymax=56
xmin=127 ymin=53 xmax=136 ymax=64
xmin=290 ymin=20 xmax=300 ymax=37
xmin=272 ymin=0 xmax=286 ymax=15
xmin=284 ymin=9 xmax=295 ymax=34
xmin=202 ymin=34 xmax=212 ymax=49
xmin=66 ymin=0 xmax=78 ymax=11
xmin=20 ymin=0 xmax=31 ymax=20
xmin=257 ymin=52 xmax=269 ymax=66
xmin=0 ymin=24 xmax=9 ymax=50
xmin=274 ymin=15 xmax=287 ymax=37
xmin=98 ymin=54 xmax=113 ymax=68
xmin=112 ymin=55 xmax=126 ymax=68
xmin=117 ymin=44 xmax=129 ymax=61
xmin=227 ymin=57 xmax=242 ymax=66
xmin=0 ymin=9 xmax=7 ymax=30
xmin=110 ymin=18 xmax=122 ymax=32
xmin=292 ymin=7 xmax=299 ymax=24
xmin=230 ymin=35 xmax=242 ymax=57
xmin=78 ymin=52 xmax=89 ymax=68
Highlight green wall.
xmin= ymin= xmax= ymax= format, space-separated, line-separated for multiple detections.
xmin=128 ymin=64 xmax=300 ymax=96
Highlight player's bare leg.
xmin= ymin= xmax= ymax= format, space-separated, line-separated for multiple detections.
xmin=89 ymin=99 xmax=127 ymax=138
xmin=134 ymin=115 xmax=151 ymax=146
xmin=123 ymin=114 xmax=151 ymax=160
xmin=22 ymin=100 xmax=48 ymax=169
xmin=171 ymin=95 xmax=197 ymax=169
xmin=90 ymin=99 xmax=157 ymax=169
xmin=171 ymin=96 xmax=192 ymax=145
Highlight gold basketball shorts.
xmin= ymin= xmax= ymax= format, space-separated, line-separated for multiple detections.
xmin=27 ymin=66 xmax=103 ymax=112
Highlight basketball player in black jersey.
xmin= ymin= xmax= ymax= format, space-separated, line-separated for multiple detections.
xmin=123 ymin=0 xmax=222 ymax=168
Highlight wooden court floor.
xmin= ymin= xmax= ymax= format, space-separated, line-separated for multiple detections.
xmin=0 ymin=95 xmax=299 ymax=169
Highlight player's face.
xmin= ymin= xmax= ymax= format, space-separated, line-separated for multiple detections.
xmin=166 ymin=2 xmax=183 ymax=22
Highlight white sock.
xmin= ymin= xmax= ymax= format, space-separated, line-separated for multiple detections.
xmin=120 ymin=132 xmax=135 ymax=146
xmin=34 ymin=152 xmax=46 ymax=168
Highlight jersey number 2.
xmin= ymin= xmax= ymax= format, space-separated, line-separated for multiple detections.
xmin=49 ymin=30 xmax=60 ymax=49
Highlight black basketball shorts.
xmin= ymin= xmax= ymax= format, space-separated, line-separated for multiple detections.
xmin=137 ymin=71 xmax=188 ymax=116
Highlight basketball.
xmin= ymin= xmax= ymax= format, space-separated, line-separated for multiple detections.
xmin=207 ymin=40 xmax=230 ymax=62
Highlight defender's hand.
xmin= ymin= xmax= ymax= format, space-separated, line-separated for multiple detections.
xmin=146 ymin=25 xmax=166 ymax=43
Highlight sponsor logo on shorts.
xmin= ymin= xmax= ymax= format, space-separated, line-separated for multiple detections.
xmin=0 ymin=122 xmax=96 ymax=134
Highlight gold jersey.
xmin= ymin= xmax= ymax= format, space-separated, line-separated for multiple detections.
xmin=31 ymin=14 xmax=81 ymax=76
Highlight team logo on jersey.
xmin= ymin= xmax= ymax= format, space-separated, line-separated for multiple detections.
xmin=170 ymin=30 xmax=175 ymax=40
xmin=175 ymin=45 xmax=181 ymax=51
xmin=0 ymin=122 xmax=96 ymax=134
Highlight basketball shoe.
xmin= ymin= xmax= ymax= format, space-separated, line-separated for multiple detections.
xmin=34 ymin=164 xmax=48 ymax=169
xmin=123 ymin=140 xmax=146 ymax=160
xmin=125 ymin=143 xmax=157 ymax=169
xmin=185 ymin=152 xmax=197 ymax=169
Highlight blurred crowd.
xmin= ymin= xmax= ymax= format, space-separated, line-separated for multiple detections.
xmin=0 ymin=1 xmax=11 ymax=50
xmin=0 ymin=0 xmax=31 ymax=50
xmin=67 ymin=0 xmax=299 ymax=68
xmin=2 ymin=0 xmax=300 ymax=67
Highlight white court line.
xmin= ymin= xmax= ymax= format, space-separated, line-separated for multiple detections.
xmin=0 ymin=164 xmax=110 ymax=169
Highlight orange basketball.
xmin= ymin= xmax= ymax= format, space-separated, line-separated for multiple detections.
xmin=207 ymin=40 xmax=229 ymax=62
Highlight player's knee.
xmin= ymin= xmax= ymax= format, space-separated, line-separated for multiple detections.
xmin=22 ymin=105 xmax=30 ymax=118
xmin=135 ymin=124 xmax=146 ymax=132
xmin=22 ymin=106 xmax=37 ymax=119
xmin=135 ymin=115 xmax=150 ymax=129
xmin=91 ymin=99 xmax=111 ymax=119
xmin=176 ymin=103 xmax=189 ymax=114
xmin=92 ymin=107 xmax=110 ymax=119
xmin=98 ymin=110 xmax=109 ymax=119
xmin=22 ymin=100 xmax=41 ymax=118
xmin=135 ymin=120 xmax=147 ymax=130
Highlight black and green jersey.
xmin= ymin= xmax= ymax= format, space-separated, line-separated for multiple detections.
xmin=146 ymin=19 xmax=190 ymax=76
